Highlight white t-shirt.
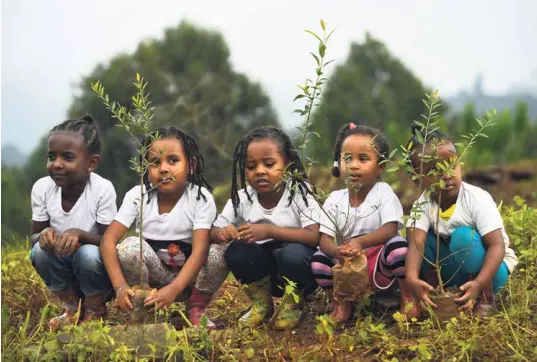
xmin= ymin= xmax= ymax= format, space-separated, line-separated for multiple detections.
xmin=320 ymin=182 xmax=404 ymax=250
xmin=115 ymin=184 xmax=216 ymax=245
xmin=31 ymin=172 xmax=117 ymax=234
xmin=213 ymin=185 xmax=321 ymax=244
xmin=406 ymin=181 xmax=518 ymax=272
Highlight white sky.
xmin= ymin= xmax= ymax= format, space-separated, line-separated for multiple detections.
xmin=2 ymin=0 xmax=537 ymax=154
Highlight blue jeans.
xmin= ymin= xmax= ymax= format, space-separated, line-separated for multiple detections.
xmin=420 ymin=226 xmax=509 ymax=293
xmin=30 ymin=243 xmax=112 ymax=296
xmin=225 ymin=240 xmax=318 ymax=297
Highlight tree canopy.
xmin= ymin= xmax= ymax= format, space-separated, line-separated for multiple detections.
xmin=25 ymin=21 xmax=279 ymax=199
xmin=308 ymin=33 xmax=428 ymax=162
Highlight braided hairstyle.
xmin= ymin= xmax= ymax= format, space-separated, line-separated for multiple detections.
xmin=406 ymin=124 xmax=455 ymax=168
xmin=140 ymin=127 xmax=211 ymax=203
xmin=49 ymin=115 xmax=101 ymax=155
xmin=231 ymin=126 xmax=312 ymax=215
xmin=331 ymin=122 xmax=389 ymax=177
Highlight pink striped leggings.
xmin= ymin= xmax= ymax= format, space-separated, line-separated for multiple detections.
xmin=311 ymin=236 xmax=408 ymax=291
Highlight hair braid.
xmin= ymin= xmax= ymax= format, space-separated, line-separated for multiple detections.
xmin=230 ymin=126 xmax=314 ymax=215
xmin=50 ymin=114 xmax=102 ymax=155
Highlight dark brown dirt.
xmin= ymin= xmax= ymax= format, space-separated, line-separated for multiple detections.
xmin=130 ymin=286 xmax=157 ymax=324
xmin=428 ymin=288 xmax=462 ymax=323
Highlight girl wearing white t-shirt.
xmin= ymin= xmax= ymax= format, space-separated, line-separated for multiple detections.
xmin=100 ymin=127 xmax=228 ymax=329
xmin=405 ymin=125 xmax=518 ymax=316
xmin=30 ymin=116 xmax=117 ymax=330
xmin=311 ymin=123 xmax=419 ymax=323
xmin=211 ymin=126 xmax=321 ymax=330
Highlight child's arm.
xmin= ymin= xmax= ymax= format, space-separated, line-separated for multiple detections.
xmin=100 ymin=221 xmax=134 ymax=311
xmin=145 ymin=229 xmax=210 ymax=309
xmin=339 ymin=222 xmax=398 ymax=256
xmin=31 ymin=220 xmax=55 ymax=250
xmin=454 ymin=229 xmax=505 ymax=310
xmin=237 ymin=224 xmax=320 ymax=247
xmin=319 ymin=233 xmax=343 ymax=263
xmin=405 ymin=227 xmax=437 ymax=309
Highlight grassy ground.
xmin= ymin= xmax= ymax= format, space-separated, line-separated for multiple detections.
xmin=2 ymin=198 xmax=536 ymax=361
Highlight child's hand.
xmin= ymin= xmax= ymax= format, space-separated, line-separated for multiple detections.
xmin=238 ymin=224 xmax=271 ymax=243
xmin=406 ymin=277 xmax=437 ymax=310
xmin=55 ymin=229 xmax=81 ymax=256
xmin=216 ymin=225 xmax=240 ymax=243
xmin=116 ymin=285 xmax=135 ymax=312
xmin=339 ymin=238 xmax=362 ymax=257
xmin=39 ymin=228 xmax=57 ymax=252
xmin=144 ymin=284 xmax=180 ymax=310
xmin=334 ymin=250 xmax=345 ymax=264
xmin=454 ymin=280 xmax=482 ymax=311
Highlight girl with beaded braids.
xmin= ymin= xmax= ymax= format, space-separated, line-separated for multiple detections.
xmin=100 ymin=127 xmax=229 ymax=329
xmin=30 ymin=115 xmax=117 ymax=330
xmin=211 ymin=126 xmax=321 ymax=330
xmin=310 ymin=122 xmax=420 ymax=323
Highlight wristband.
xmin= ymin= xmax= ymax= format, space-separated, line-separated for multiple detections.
xmin=115 ymin=283 xmax=129 ymax=294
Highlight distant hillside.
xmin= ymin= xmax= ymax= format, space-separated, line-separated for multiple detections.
xmin=1 ymin=145 xmax=27 ymax=167
xmin=447 ymin=75 xmax=537 ymax=121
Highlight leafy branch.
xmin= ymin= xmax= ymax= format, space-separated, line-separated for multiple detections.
xmin=92 ymin=74 xmax=160 ymax=289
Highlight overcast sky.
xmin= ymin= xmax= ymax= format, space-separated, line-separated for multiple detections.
xmin=2 ymin=0 xmax=537 ymax=154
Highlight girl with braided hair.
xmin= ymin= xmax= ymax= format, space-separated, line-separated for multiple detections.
xmin=100 ymin=127 xmax=228 ymax=329
xmin=310 ymin=122 xmax=419 ymax=323
xmin=211 ymin=126 xmax=320 ymax=330
xmin=30 ymin=115 xmax=117 ymax=330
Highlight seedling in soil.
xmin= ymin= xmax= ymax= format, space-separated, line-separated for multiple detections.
xmin=92 ymin=75 xmax=163 ymax=322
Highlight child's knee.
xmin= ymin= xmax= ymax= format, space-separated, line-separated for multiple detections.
xmin=30 ymin=243 xmax=54 ymax=269
xmin=208 ymin=244 xmax=228 ymax=265
xmin=382 ymin=236 xmax=408 ymax=264
xmin=73 ymin=245 xmax=103 ymax=273
xmin=450 ymin=227 xmax=485 ymax=273
xmin=117 ymin=236 xmax=147 ymax=263
xmin=224 ymin=240 xmax=250 ymax=266
xmin=278 ymin=243 xmax=312 ymax=270
xmin=451 ymin=226 xmax=480 ymax=246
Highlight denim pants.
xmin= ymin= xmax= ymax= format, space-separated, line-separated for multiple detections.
xmin=30 ymin=243 xmax=112 ymax=297
xmin=224 ymin=240 xmax=318 ymax=297
xmin=420 ymin=226 xmax=509 ymax=293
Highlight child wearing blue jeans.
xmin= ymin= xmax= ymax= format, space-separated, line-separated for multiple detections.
xmin=30 ymin=116 xmax=116 ymax=330
xmin=405 ymin=125 xmax=517 ymax=315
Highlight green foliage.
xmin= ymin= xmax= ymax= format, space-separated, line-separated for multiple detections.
xmin=452 ymin=100 xmax=537 ymax=166
xmin=2 ymin=200 xmax=537 ymax=360
xmin=92 ymin=73 xmax=160 ymax=287
xmin=1 ymin=167 xmax=32 ymax=243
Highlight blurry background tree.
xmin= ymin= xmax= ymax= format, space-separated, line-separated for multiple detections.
xmin=308 ymin=33 xmax=430 ymax=161
xmin=23 ymin=21 xmax=278 ymax=200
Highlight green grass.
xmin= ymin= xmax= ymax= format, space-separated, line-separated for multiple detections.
xmin=2 ymin=198 xmax=536 ymax=361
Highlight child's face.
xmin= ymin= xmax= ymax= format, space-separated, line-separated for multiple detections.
xmin=47 ymin=132 xmax=97 ymax=188
xmin=147 ymin=137 xmax=190 ymax=196
xmin=340 ymin=134 xmax=382 ymax=189
xmin=411 ymin=142 xmax=462 ymax=201
xmin=245 ymin=138 xmax=286 ymax=197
